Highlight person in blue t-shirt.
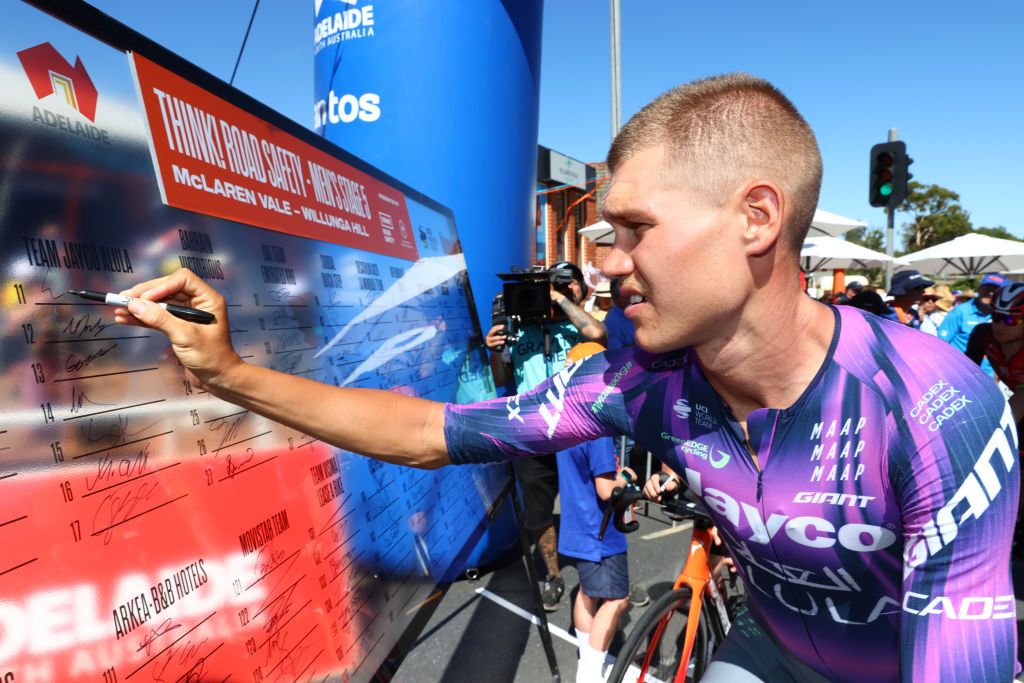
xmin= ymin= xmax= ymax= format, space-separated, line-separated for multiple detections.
xmin=485 ymin=262 xmax=607 ymax=611
xmin=603 ymin=277 xmax=636 ymax=350
xmin=557 ymin=436 xmax=636 ymax=683
xmin=939 ymin=272 xmax=1005 ymax=377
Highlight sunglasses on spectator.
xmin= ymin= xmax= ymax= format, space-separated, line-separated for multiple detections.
xmin=993 ymin=313 xmax=1024 ymax=326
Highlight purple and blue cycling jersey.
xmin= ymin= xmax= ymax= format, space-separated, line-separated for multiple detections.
xmin=444 ymin=305 xmax=1019 ymax=682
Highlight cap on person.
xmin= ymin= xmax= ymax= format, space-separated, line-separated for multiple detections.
xmin=594 ymin=281 xmax=612 ymax=298
xmin=980 ymin=273 xmax=1008 ymax=289
xmin=888 ymin=270 xmax=935 ymax=297
xmin=846 ymin=281 xmax=865 ymax=293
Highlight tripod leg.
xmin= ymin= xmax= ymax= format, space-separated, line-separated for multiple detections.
xmin=509 ymin=462 xmax=561 ymax=681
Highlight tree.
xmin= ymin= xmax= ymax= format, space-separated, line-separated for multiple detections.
xmin=843 ymin=226 xmax=886 ymax=286
xmin=974 ymin=225 xmax=1023 ymax=242
xmin=898 ymin=182 xmax=972 ymax=253
xmin=844 ymin=226 xmax=886 ymax=252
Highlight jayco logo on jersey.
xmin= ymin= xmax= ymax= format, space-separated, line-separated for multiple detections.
xmin=684 ymin=467 xmax=896 ymax=553
xmin=673 ymin=399 xmax=691 ymax=420
xmin=540 ymin=359 xmax=584 ymax=437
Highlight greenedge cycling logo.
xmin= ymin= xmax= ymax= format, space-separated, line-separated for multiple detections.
xmin=659 ymin=434 xmax=731 ymax=469
xmin=710 ymin=450 xmax=731 ymax=469
xmin=591 ymin=360 xmax=632 ymax=414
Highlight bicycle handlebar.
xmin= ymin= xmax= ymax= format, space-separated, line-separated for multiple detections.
xmin=598 ymin=484 xmax=645 ymax=540
xmin=597 ymin=473 xmax=717 ymax=540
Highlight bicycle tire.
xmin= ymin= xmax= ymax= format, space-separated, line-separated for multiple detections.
xmin=607 ymin=587 xmax=714 ymax=683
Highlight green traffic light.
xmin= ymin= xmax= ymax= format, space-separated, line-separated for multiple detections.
xmin=880 ymin=184 xmax=893 ymax=196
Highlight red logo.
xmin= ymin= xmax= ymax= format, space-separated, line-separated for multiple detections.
xmin=17 ymin=42 xmax=98 ymax=121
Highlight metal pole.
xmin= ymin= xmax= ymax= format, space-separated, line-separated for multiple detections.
xmin=884 ymin=128 xmax=898 ymax=290
xmin=508 ymin=463 xmax=561 ymax=681
xmin=610 ymin=0 xmax=622 ymax=138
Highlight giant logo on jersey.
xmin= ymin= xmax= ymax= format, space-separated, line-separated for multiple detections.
xmin=904 ymin=402 xmax=1018 ymax=577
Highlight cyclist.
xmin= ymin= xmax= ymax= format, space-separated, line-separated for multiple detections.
xmin=967 ymin=281 xmax=1024 ymax=425
xmin=118 ymin=73 xmax=1018 ymax=682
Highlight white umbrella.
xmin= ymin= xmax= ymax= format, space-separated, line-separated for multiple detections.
xmin=809 ymin=210 xmax=868 ymax=238
xmin=579 ymin=220 xmax=614 ymax=245
xmin=800 ymin=235 xmax=895 ymax=272
xmin=897 ymin=233 xmax=1024 ymax=277
xmin=580 ymin=209 xmax=866 ymax=245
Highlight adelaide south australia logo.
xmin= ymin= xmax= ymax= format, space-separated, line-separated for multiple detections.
xmin=17 ymin=42 xmax=110 ymax=145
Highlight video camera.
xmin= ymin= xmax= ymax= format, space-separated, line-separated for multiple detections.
xmin=491 ymin=263 xmax=585 ymax=347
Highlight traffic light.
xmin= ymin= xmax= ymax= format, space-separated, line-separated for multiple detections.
xmin=869 ymin=141 xmax=913 ymax=208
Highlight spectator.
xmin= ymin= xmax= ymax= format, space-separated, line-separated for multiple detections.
xmin=603 ymin=277 xmax=636 ymax=350
xmin=939 ymin=273 xmax=1005 ymax=376
xmin=847 ymin=290 xmax=899 ymax=321
xmin=485 ymin=261 xmax=606 ymax=610
xmin=888 ymin=270 xmax=934 ymax=328
xmin=919 ymin=286 xmax=952 ymax=336
xmin=834 ymin=280 xmax=864 ymax=305
xmin=557 ymin=341 xmax=635 ymax=682
xmin=592 ymin=281 xmax=613 ymax=321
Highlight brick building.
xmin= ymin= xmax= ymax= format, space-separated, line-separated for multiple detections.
xmin=534 ymin=146 xmax=610 ymax=275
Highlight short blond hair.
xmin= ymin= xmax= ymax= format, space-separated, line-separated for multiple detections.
xmin=608 ymin=73 xmax=822 ymax=254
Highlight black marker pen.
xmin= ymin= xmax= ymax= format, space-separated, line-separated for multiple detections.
xmin=68 ymin=289 xmax=216 ymax=324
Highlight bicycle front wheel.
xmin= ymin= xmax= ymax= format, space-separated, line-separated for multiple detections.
xmin=607 ymin=587 xmax=713 ymax=683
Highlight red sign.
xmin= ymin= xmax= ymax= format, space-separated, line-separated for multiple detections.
xmin=17 ymin=42 xmax=99 ymax=121
xmin=130 ymin=53 xmax=419 ymax=261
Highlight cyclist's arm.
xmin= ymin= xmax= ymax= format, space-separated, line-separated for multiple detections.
xmin=445 ymin=350 xmax=642 ymax=464
xmin=894 ymin=393 xmax=1019 ymax=681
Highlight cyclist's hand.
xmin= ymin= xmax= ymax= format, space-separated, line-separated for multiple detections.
xmin=618 ymin=466 xmax=638 ymax=486
xmin=485 ymin=324 xmax=507 ymax=351
xmin=709 ymin=527 xmax=738 ymax=574
xmin=643 ymin=472 xmax=678 ymax=501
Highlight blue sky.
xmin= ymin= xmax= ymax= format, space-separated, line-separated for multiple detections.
xmin=78 ymin=1 xmax=1024 ymax=237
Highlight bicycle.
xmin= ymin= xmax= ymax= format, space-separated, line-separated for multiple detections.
xmin=598 ymin=475 xmax=745 ymax=683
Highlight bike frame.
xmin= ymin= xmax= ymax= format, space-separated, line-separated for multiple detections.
xmin=638 ymin=525 xmax=731 ymax=683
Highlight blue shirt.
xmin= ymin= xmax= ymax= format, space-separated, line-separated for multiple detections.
xmin=508 ymin=320 xmax=581 ymax=392
xmin=938 ymin=300 xmax=995 ymax=376
xmin=555 ymin=437 xmax=627 ymax=562
xmin=938 ymin=300 xmax=989 ymax=351
xmin=604 ymin=306 xmax=635 ymax=350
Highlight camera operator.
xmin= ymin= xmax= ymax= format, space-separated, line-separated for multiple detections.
xmin=484 ymin=261 xmax=606 ymax=611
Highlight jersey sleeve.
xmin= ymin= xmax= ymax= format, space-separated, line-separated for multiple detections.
xmin=889 ymin=369 xmax=1019 ymax=681
xmin=443 ymin=348 xmax=642 ymax=464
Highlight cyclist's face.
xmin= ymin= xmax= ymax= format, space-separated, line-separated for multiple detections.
xmin=601 ymin=145 xmax=749 ymax=352
xmin=992 ymin=313 xmax=1024 ymax=343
